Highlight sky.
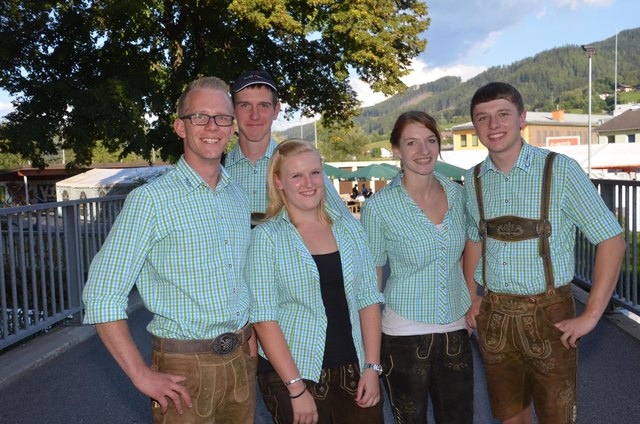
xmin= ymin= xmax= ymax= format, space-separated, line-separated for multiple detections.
xmin=287 ymin=0 xmax=640 ymax=130
xmin=1 ymin=0 xmax=638 ymax=130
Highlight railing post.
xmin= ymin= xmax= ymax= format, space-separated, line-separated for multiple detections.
xmin=61 ymin=204 xmax=83 ymax=324
xmin=599 ymin=181 xmax=616 ymax=213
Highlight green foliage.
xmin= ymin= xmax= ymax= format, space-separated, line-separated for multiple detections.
xmin=619 ymin=91 xmax=640 ymax=102
xmin=317 ymin=122 xmax=371 ymax=162
xmin=0 ymin=0 xmax=428 ymax=168
xmin=90 ymin=141 xmax=148 ymax=164
xmin=0 ymin=152 xmax=28 ymax=170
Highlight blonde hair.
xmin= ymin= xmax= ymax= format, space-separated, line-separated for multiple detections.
xmin=265 ymin=138 xmax=332 ymax=224
xmin=176 ymin=77 xmax=232 ymax=116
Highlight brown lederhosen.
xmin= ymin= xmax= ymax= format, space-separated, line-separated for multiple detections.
xmin=473 ymin=153 xmax=578 ymax=423
xmin=473 ymin=152 xmax=557 ymax=294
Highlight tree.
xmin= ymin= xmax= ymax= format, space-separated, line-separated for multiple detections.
xmin=0 ymin=0 xmax=428 ymax=168
xmin=318 ymin=123 xmax=371 ymax=162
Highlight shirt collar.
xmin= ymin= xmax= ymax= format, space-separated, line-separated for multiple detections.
xmin=477 ymin=139 xmax=533 ymax=177
xmin=386 ymin=171 xmax=455 ymax=195
xmin=174 ymin=155 xmax=230 ymax=192
xmin=225 ymin=139 xmax=278 ymax=166
xmin=274 ymin=201 xmax=344 ymax=225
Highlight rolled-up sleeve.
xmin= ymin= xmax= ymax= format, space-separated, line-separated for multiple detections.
xmin=83 ymin=189 xmax=156 ymax=324
xmin=245 ymin=225 xmax=279 ymax=323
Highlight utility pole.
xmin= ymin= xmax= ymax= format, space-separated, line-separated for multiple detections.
xmin=614 ymin=30 xmax=618 ymax=112
xmin=582 ymin=44 xmax=595 ymax=177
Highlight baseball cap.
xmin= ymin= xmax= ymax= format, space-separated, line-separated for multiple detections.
xmin=231 ymin=70 xmax=278 ymax=93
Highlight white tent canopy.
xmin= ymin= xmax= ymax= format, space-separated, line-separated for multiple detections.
xmin=441 ymin=144 xmax=640 ymax=179
xmin=56 ymin=166 xmax=172 ymax=202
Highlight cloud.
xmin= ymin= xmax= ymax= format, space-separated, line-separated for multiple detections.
xmin=275 ymin=55 xmax=488 ymax=125
xmin=421 ymin=0 xmax=544 ymax=66
xmin=0 ymin=101 xmax=14 ymax=120
xmin=350 ymin=58 xmax=486 ymax=107
xmin=272 ymin=105 xmax=319 ymax=131
xmin=554 ymin=0 xmax=614 ymax=9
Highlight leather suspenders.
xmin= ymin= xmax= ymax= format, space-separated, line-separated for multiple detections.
xmin=473 ymin=152 xmax=557 ymax=295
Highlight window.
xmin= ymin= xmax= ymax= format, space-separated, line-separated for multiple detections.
xmin=472 ymin=135 xmax=478 ymax=146
xmin=460 ymin=134 xmax=467 ymax=147
xmin=608 ymin=135 xmax=615 ymax=144
xmin=629 ymin=134 xmax=636 ymax=143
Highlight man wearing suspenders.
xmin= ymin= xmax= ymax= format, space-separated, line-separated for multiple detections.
xmin=463 ymin=82 xmax=625 ymax=424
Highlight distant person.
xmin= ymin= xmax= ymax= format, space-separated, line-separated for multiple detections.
xmin=351 ymin=184 xmax=359 ymax=200
xmin=246 ymin=138 xmax=384 ymax=423
xmin=362 ymin=184 xmax=371 ymax=198
xmin=464 ymin=82 xmax=625 ymax=424
xmin=83 ymin=77 xmax=256 ymax=423
xmin=225 ymin=70 xmax=347 ymax=219
xmin=360 ymin=111 xmax=475 ymax=423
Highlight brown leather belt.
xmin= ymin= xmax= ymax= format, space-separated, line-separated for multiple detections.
xmin=152 ymin=323 xmax=253 ymax=355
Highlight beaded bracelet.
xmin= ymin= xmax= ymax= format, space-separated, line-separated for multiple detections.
xmin=284 ymin=376 xmax=302 ymax=386
xmin=288 ymin=383 xmax=307 ymax=399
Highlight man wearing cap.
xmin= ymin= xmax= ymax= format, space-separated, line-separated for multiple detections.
xmin=225 ymin=70 xmax=348 ymax=218
xmin=83 ymin=76 xmax=256 ymax=423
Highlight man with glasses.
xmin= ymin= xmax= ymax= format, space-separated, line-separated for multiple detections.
xmin=225 ymin=70 xmax=348 ymax=220
xmin=83 ymin=77 xmax=256 ymax=423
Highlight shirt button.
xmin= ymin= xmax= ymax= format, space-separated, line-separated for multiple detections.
xmin=505 ymin=283 xmax=509 ymax=288
xmin=503 ymin=242 xmax=507 ymax=247
xmin=505 ymin=177 xmax=509 ymax=182
xmin=502 ymin=262 xmax=506 ymax=266
xmin=228 ymin=264 xmax=232 ymax=269
xmin=505 ymin=199 xmax=509 ymax=204
xmin=224 ymin=240 xmax=229 ymax=244
xmin=253 ymin=190 xmax=256 ymax=194
xmin=232 ymin=288 xmax=236 ymax=293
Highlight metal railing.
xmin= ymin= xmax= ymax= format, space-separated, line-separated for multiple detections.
xmin=0 ymin=196 xmax=126 ymax=350
xmin=0 ymin=178 xmax=638 ymax=351
xmin=573 ymin=178 xmax=639 ymax=315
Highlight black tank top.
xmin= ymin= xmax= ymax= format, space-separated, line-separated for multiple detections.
xmin=313 ymin=251 xmax=358 ymax=369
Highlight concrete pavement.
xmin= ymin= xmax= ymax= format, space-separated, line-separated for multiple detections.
xmin=1 ymin=287 xmax=640 ymax=423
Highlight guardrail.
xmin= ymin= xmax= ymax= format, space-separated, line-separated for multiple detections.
xmin=573 ymin=178 xmax=639 ymax=315
xmin=0 ymin=178 xmax=638 ymax=351
xmin=0 ymin=196 xmax=126 ymax=350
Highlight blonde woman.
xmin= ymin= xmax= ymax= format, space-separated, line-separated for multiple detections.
xmin=245 ymin=139 xmax=384 ymax=424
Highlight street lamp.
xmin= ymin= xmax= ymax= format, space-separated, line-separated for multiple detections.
xmin=582 ymin=44 xmax=595 ymax=177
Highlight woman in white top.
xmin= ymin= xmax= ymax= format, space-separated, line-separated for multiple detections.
xmin=361 ymin=111 xmax=475 ymax=423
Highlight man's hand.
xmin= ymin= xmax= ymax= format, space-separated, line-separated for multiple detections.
xmin=133 ymin=366 xmax=192 ymax=414
xmin=554 ymin=315 xmax=599 ymax=349
xmin=95 ymin=321 xmax=192 ymax=415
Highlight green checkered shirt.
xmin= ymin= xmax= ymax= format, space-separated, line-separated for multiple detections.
xmin=360 ymin=172 xmax=471 ymax=324
xmin=83 ymin=156 xmax=252 ymax=339
xmin=225 ymin=139 xmax=349 ymax=214
xmin=464 ymin=141 xmax=623 ymax=295
xmin=245 ymin=206 xmax=383 ymax=382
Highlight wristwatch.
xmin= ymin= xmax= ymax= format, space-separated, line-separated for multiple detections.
xmin=364 ymin=363 xmax=383 ymax=375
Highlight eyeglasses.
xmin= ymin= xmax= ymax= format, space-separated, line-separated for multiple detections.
xmin=179 ymin=113 xmax=234 ymax=127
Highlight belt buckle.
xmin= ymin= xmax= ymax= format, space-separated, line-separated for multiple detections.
xmin=211 ymin=332 xmax=240 ymax=355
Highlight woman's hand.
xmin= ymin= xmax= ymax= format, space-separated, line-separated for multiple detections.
xmin=355 ymin=368 xmax=381 ymax=408
xmin=291 ymin=387 xmax=318 ymax=424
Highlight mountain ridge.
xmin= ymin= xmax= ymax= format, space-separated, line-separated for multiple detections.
xmin=279 ymin=27 xmax=640 ymax=140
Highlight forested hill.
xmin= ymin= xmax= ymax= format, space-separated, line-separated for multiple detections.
xmin=353 ymin=27 xmax=640 ymax=136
